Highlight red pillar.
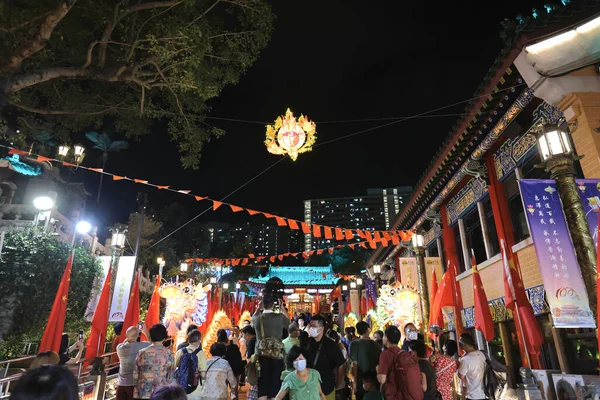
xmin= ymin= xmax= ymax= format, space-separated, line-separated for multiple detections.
xmin=440 ymin=203 xmax=464 ymax=338
xmin=485 ymin=154 xmax=543 ymax=369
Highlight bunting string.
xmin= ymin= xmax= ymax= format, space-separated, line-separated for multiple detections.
xmin=2 ymin=145 xmax=415 ymax=245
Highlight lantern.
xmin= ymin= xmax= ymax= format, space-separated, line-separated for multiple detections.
xmin=265 ymin=108 xmax=317 ymax=161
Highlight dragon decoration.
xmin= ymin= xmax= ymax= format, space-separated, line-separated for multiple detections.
xmin=373 ymin=283 xmax=422 ymax=330
xmin=159 ymin=280 xmax=209 ymax=346
xmin=265 ymin=108 xmax=317 ymax=161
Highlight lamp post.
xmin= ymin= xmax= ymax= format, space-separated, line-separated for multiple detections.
xmin=109 ymin=228 xmax=127 ymax=309
xmin=373 ymin=264 xmax=382 ymax=289
xmin=536 ymin=120 xmax=597 ymax=315
xmin=412 ymin=233 xmax=429 ymax=332
xmin=157 ymin=257 xmax=166 ymax=275
xmin=57 ymin=144 xmax=86 ymax=165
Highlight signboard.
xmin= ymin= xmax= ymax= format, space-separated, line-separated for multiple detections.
xmin=398 ymin=257 xmax=418 ymax=288
xmin=84 ymin=256 xmax=136 ymax=322
xmin=519 ymin=180 xmax=595 ymax=328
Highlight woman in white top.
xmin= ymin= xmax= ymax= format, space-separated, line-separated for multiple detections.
xmin=199 ymin=343 xmax=238 ymax=400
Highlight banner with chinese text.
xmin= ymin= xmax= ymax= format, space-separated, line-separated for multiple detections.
xmin=398 ymin=257 xmax=418 ymax=288
xmin=109 ymin=256 xmax=136 ymax=322
xmin=519 ymin=179 xmax=595 ymax=328
xmin=424 ymin=257 xmax=443 ymax=296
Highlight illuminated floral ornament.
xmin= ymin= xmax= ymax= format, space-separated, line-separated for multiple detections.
xmin=265 ymin=108 xmax=316 ymax=161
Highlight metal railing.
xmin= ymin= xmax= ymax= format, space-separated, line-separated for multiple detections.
xmin=0 ymin=352 xmax=119 ymax=400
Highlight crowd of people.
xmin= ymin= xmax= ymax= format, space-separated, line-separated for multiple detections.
xmin=10 ymin=290 xmax=500 ymax=400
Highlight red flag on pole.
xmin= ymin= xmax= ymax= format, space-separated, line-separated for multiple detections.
xmin=428 ymin=267 xmax=444 ymax=340
xmin=117 ymin=271 xmax=141 ymax=344
xmin=450 ymin=263 xmax=464 ymax=338
xmin=501 ymin=240 xmax=543 ymax=355
xmin=84 ymin=268 xmax=112 ymax=365
xmin=145 ymin=273 xmax=162 ymax=328
xmin=39 ymin=251 xmax=74 ymax=353
xmin=471 ymin=251 xmax=494 ymax=342
xmin=430 ymin=269 xmax=452 ymax=324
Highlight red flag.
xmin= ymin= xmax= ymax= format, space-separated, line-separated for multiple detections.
xmin=39 ymin=252 xmax=74 ymax=353
xmin=428 ymin=267 xmax=444 ymax=340
xmin=84 ymin=268 xmax=112 ymax=365
xmin=430 ymin=270 xmax=452 ymax=323
xmin=471 ymin=251 xmax=494 ymax=342
xmin=360 ymin=295 xmax=367 ymax=315
xmin=118 ymin=271 xmax=141 ymax=345
xmin=330 ymin=286 xmax=341 ymax=300
xmin=450 ymin=263 xmax=464 ymax=338
xmin=501 ymin=241 xmax=543 ymax=355
xmin=145 ymin=274 xmax=162 ymax=328
xmin=344 ymin=296 xmax=352 ymax=315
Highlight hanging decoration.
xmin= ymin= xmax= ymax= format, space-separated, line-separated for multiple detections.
xmin=265 ymin=108 xmax=316 ymax=161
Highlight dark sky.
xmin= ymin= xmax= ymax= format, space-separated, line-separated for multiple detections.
xmin=91 ymin=0 xmax=541 ymax=229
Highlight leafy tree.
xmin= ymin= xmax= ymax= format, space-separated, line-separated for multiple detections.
xmin=0 ymin=230 xmax=101 ymax=356
xmin=1 ymin=0 xmax=273 ymax=168
xmin=85 ymin=131 xmax=129 ymax=203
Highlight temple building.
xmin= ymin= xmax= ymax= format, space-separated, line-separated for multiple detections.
xmin=246 ymin=266 xmax=337 ymax=315
xmin=368 ymin=1 xmax=600 ymax=377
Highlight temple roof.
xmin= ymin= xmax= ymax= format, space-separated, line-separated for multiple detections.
xmin=248 ymin=266 xmax=337 ymax=286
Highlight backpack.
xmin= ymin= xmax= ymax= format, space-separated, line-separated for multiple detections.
xmin=387 ymin=348 xmax=424 ymax=400
xmin=175 ymin=347 xmax=201 ymax=394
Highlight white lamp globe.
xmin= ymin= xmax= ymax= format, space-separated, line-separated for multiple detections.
xmin=33 ymin=196 xmax=54 ymax=211
xmin=76 ymin=221 xmax=92 ymax=234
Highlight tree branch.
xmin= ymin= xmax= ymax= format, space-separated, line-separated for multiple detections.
xmin=0 ymin=11 xmax=52 ymax=33
xmin=188 ymin=0 xmax=221 ymax=26
xmin=209 ymin=30 xmax=257 ymax=40
xmin=97 ymin=1 xmax=182 ymax=68
xmin=1 ymin=1 xmax=78 ymax=74
xmin=7 ymin=99 xmax=116 ymax=116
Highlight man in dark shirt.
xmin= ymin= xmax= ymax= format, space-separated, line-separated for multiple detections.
xmin=306 ymin=315 xmax=346 ymax=400
xmin=350 ymin=321 xmax=382 ymax=400
xmin=242 ymin=325 xmax=257 ymax=358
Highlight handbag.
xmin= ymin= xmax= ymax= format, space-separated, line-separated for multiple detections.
xmin=256 ymin=315 xmax=285 ymax=360
xmin=246 ymin=358 xmax=259 ymax=386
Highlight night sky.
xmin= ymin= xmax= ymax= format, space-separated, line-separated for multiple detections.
xmin=89 ymin=0 xmax=542 ymax=231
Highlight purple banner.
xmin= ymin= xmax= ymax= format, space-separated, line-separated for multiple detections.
xmin=364 ymin=279 xmax=377 ymax=310
xmin=575 ymin=179 xmax=600 ymax=249
xmin=519 ymin=179 xmax=595 ymax=328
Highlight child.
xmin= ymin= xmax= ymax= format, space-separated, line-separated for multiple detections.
xmin=361 ymin=371 xmax=384 ymax=400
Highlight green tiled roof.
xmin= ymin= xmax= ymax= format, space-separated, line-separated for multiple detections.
xmin=249 ymin=266 xmax=337 ymax=286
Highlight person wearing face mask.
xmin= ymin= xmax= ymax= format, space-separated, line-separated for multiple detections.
xmin=401 ymin=323 xmax=419 ymax=352
xmin=306 ymin=315 xmax=346 ymax=400
xmin=275 ymin=345 xmax=326 ymax=400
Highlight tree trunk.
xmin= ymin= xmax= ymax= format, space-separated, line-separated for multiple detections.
xmin=96 ymin=152 xmax=108 ymax=203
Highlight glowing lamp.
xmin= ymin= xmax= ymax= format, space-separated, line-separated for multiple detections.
xmin=76 ymin=220 xmax=91 ymax=234
xmin=342 ymin=285 xmax=348 ymax=291
xmin=356 ymin=278 xmax=363 ymax=286
xmin=33 ymin=196 xmax=54 ymax=211
xmin=411 ymin=234 xmax=424 ymax=248
xmin=537 ymin=122 xmax=572 ymax=161
xmin=111 ymin=229 xmax=126 ymax=249
xmin=58 ymin=145 xmax=70 ymax=158
xmin=223 ymin=283 xmax=229 ymax=290
xmin=236 ymin=282 xmax=241 ymax=289
xmin=350 ymin=282 xmax=357 ymax=289
xmin=265 ymin=108 xmax=317 ymax=161
xmin=210 ymin=277 xmax=217 ymax=284
xmin=373 ymin=264 xmax=381 ymax=274
xmin=180 ymin=262 xmax=188 ymax=272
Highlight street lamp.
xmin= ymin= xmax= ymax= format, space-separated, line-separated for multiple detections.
xmin=373 ymin=264 xmax=382 ymax=288
xmin=236 ymin=282 xmax=241 ymax=289
xmin=342 ymin=285 xmax=348 ymax=291
xmin=58 ymin=145 xmax=70 ymax=160
xmin=223 ymin=283 xmax=229 ymax=290
xmin=350 ymin=281 xmax=357 ymax=289
xmin=157 ymin=257 xmax=166 ymax=275
xmin=180 ymin=262 xmax=188 ymax=272
xmin=73 ymin=145 xmax=85 ymax=164
xmin=210 ymin=277 xmax=217 ymax=284
xmin=536 ymin=120 xmax=597 ymax=314
xmin=33 ymin=196 xmax=54 ymax=211
xmin=411 ymin=233 xmax=429 ymax=333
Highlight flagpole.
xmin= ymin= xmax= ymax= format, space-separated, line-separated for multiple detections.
xmin=501 ymin=240 xmax=531 ymax=368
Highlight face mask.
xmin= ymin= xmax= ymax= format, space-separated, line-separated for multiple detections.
xmin=308 ymin=327 xmax=320 ymax=338
xmin=293 ymin=359 xmax=307 ymax=371
xmin=407 ymin=331 xmax=418 ymax=341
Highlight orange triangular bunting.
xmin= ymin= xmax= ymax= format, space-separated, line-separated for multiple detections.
xmin=112 ymin=175 xmax=126 ymax=181
xmin=178 ymin=190 xmax=191 ymax=194
xmin=359 ymin=242 xmax=367 ymax=249
xmin=313 ymin=224 xmax=322 ymax=238
xmin=335 ymin=228 xmax=344 ymax=241
xmin=345 ymin=229 xmax=354 ymax=240
xmin=242 ymin=258 xmax=248 ymax=266
xmin=328 ymin=248 xmax=334 ymax=254
xmin=157 ymin=186 xmax=169 ymax=190
xmin=213 ymin=201 xmax=223 ymax=210
xmin=324 ymin=226 xmax=333 ymax=239
xmin=301 ymin=222 xmax=311 ymax=234
xmin=317 ymin=249 xmax=324 ymax=255
xmin=357 ymin=230 xmax=366 ymax=239
xmin=247 ymin=209 xmax=260 ymax=215
xmin=288 ymin=220 xmax=300 ymax=230
xmin=349 ymin=244 xmax=356 ymax=250
xmin=89 ymin=168 xmax=103 ymax=173
xmin=37 ymin=156 xmax=53 ymax=162
xmin=230 ymin=205 xmax=244 ymax=212
xmin=134 ymin=179 xmax=148 ymax=184
xmin=195 ymin=196 xmax=206 ymax=201
xmin=275 ymin=217 xmax=288 ymax=227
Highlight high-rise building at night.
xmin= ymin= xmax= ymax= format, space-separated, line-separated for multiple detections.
xmin=303 ymin=187 xmax=412 ymax=251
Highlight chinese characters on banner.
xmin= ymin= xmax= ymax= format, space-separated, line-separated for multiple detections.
xmin=364 ymin=279 xmax=378 ymax=308
xmin=84 ymin=256 xmax=136 ymax=322
xmin=108 ymin=256 xmax=136 ymax=322
xmin=398 ymin=258 xmax=418 ymax=287
xmin=519 ymin=180 xmax=596 ymax=328
xmin=424 ymin=257 xmax=443 ymax=296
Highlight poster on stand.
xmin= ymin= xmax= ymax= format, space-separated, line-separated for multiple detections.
xmin=519 ymin=179 xmax=595 ymax=328
xmin=398 ymin=257 xmax=418 ymax=288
